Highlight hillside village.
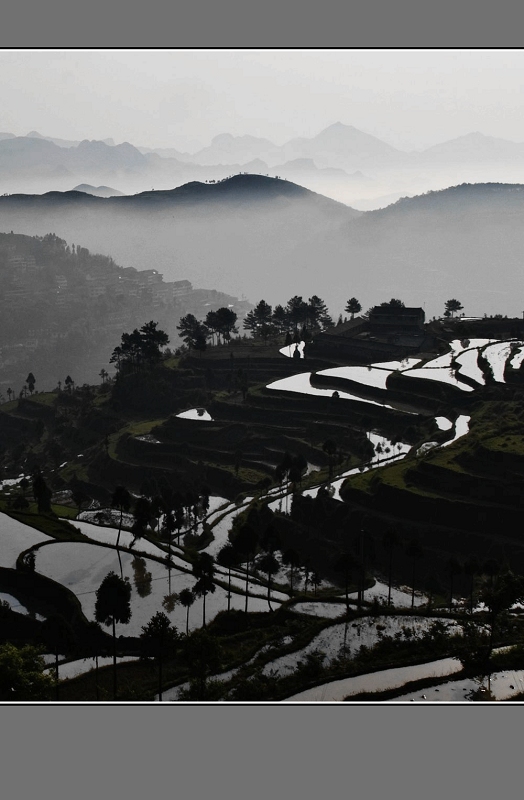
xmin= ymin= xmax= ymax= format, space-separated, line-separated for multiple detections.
xmin=0 ymin=232 xmax=252 ymax=393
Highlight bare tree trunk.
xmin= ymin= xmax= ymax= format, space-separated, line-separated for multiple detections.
xmin=112 ymin=618 xmax=117 ymax=700
xmin=388 ymin=550 xmax=393 ymax=607
xmin=245 ymin=557 xmax=250 ymax=613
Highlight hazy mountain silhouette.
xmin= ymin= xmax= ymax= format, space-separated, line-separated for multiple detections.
xmin=2 ymin=176 xmax=524 ymax=319
xmin=7 ymin=124 xmax=524 ymax=208
xmin=72 ymin=183 xmax=124 ymax=197
xmin=187 ymin=133 xmax=280 ymax=166
xmin=26 ymin=130 xmax=116 ymax=148
xmin=416 ymin=132 xmax=524 ymax=164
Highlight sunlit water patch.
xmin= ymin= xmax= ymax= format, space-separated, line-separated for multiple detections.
xmin=482 ymin=341 xmax=514 ymax=382
xmin=454 ymin=349 xmax=485 ymax=385
xmin=510 ymin=346 xmax=524 ymax=370
xmin=176 ymin=408 xmax=213 ymax=421
xmin=279 ymin=341 xmax=305 ymax=359
xmin=267 ymin=372 xmax=388 ymax=407
xmin=401 ymin=366 xmax=474 ymax=391
xmin=435 ymin=416 xmax=453 ymax=431
xmin=317 ymin=365 xmax=393 ymax=390
xmin=440 ymin=415 xmax=470 ymax=448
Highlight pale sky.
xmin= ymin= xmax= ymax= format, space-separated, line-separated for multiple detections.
xmin=1 ymin=49 xmax=524 ymax=152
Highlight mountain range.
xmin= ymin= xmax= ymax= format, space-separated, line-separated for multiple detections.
xmin=1 ymin=175 xmax=524 ymax=321
xmin=4 ymin=123 xmax=524 ymax=207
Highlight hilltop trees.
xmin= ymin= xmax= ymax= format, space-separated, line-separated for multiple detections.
xmin=243 ymin=300 xmax=275 ymax=341
xmin=177 ymin=314 xmax=209 ymax=351
xmin=345 ymin=298 xmax=361 ymax=319
xmin=373 ymin=299 xmax=405 ymax=312
xmin=445 ymin=299 xmax=464 ymax=318
xmin=210 ymin=307 xmax=238 ymax=342
xmin=26 ymin=373 xmax=36 ymax=395
xmin=307 ymin=295 xmax=333 ymax=332
xmin=110 ymin=321 xmax=169 ymax=374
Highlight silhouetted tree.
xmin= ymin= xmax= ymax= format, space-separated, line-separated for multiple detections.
xmin=214 ymin=307 xmax=238 ymax=342
xmin=382 ymin=529 xmax=400 ymax=607
xmin=41 ymin=614 xmax=77 ymax=700
xmin=282 ymin=548 xmax=301 ymax=596
xmin=140 ymin=611 xmax=180 ymax=701
xmin=323 ymin=439 xmax=338 ymax=480
xmin=177 ymin=314 xmax=209 ymax=351
xmin=333 ymin=552 xmax=356 ymax=613
xmin=256 ymin=552 xmax=280 ymax=611
xmin=94 ymin=571 xmax=132 ymax=699
xmin=179 ymin=588 xmax=195 ymax=635
xmin=464 ymin=556 xmax=481 ymax=614
xmin=217 ymin=543 xmax=240 ymax=613
xmin=345 ymin=298 xmax=362 ymax=319
xmin=307 ymin=295 xmax=333 ymax=332
xmin=233 ymin=523 xmax=259 ymax=611
xmin=311 ymin=571 xmax=322 ymax=597
xmin=244 ymin=300 xmax=274 ymax=340
xmin=192 ymin=553 xmax=216 ymax=627
xmin=184 ymin=629 xmax=221 ymax=699
xmin=447 ymin=558 xmax=462 ymax=612
xmin=32 ymin=471 xmax=52 ymax=513
xmin=406 ymin=539 xmax=423 ymax=608
xmin=112 ymin=485 xmax=132 ymax=549
xmin=26 ymin=372 xmax=36 ymax=395
xmin=445 ymin=299 xmax=464 ymax=318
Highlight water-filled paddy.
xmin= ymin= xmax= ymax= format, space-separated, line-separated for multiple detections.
xmin=317 ymin=365 xmax=393 ymax=390
xmin=482 ymin=341 xmax=514 ymax=382
xmin=33 ymin=541 xmax=279 ymax=636
xmin=285 ymin=657 xmax=462 ymax=701
xmin=401 ymin=366 xmax=474 ymax=391
xmin=0 ymin=512 xmax=53 ymax=569
xmin=454 ymin=349 xmax=485 ymax=385
xmin=176 ymin=408 xmax=213 ymax=421
xmin=262 ymin=616 xmax=460 ymax=678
